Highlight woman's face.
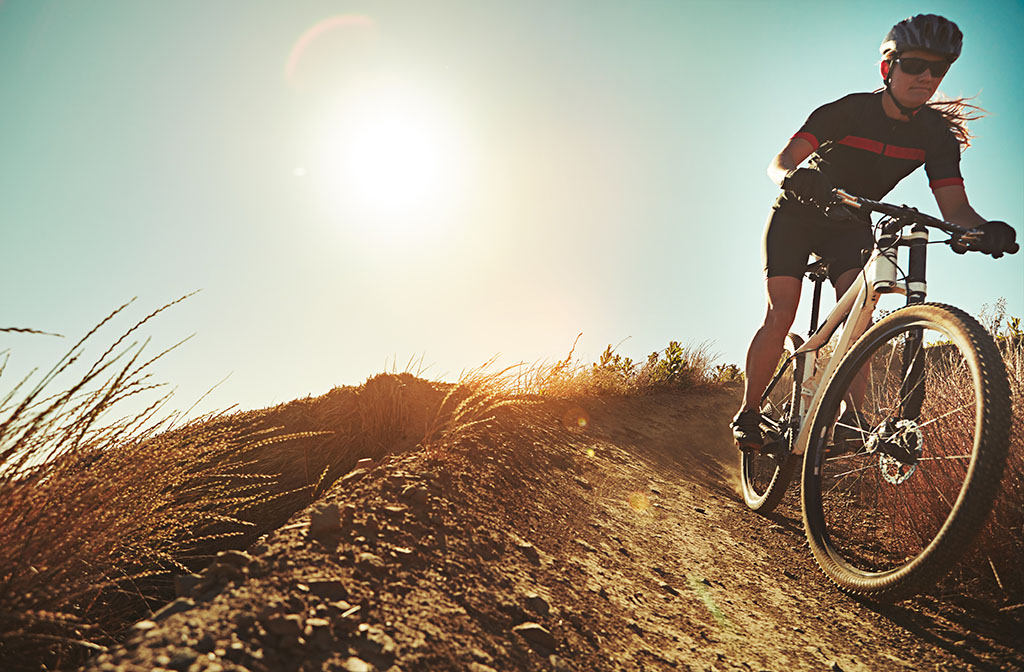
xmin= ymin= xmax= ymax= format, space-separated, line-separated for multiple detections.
xmin=889 ymin=49 xmax=949 ymax=108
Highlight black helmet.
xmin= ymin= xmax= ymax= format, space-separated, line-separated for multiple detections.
xmin=880 ymin=14 xmax=962 ymax=62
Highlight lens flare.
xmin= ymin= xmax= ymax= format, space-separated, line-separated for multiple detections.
xmin=628 ymin=491 xmax=650 ymax=512
xmin=562 ymin=407 xmax=590 ymax=429
xmin=285 ymin=14 xmax=376 ymax=89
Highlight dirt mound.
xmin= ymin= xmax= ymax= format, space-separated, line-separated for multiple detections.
xmin=86 ymin=385 xmax=1023 ymax=671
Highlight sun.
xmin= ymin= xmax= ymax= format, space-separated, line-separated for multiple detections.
xmin=311 ymin=81 xmax=466 ymax=232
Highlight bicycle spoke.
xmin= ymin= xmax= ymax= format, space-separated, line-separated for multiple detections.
xmin=917 ymin=403 xmax=973 ymax=429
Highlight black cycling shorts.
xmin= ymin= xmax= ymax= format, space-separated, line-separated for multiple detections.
xmin=763 ymin=202 xmax=873 ymax=285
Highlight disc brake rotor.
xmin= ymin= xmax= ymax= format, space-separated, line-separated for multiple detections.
xmin=878 ymin=419 xmax=923 ymax=485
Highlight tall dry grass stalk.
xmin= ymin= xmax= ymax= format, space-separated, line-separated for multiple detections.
xmin=418 ymin=339 xmax=724 ymax=455
xmin=0 ymin=298 xmax=304 ymax=670
xmin=468 ymin=337 xmax=722 ymax=400
xmin=965 ymin=333 xmax=1024 ymax=600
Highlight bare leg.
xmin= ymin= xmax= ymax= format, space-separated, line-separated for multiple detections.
xmin=740 ymin=276 xmax=801 ymax=412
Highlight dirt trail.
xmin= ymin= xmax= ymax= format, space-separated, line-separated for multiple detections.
xmin=88 ymin=385 xmax=1023 ymax=672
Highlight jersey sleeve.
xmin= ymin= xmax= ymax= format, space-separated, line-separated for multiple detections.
xmin=924 ymin=126 xmax=963 ymax=190
xmin=791 ymin=96 xmax=853 ymax=151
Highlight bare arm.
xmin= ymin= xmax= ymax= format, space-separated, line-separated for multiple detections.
xmin=767 ymin=137 xmax=816 ymax=186
xmin=933 ymin=184 xmax=987 ymax=229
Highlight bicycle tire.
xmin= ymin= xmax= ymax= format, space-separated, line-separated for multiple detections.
xmin=801 ymin=303 xmax=1011 ymax=599
xmin=741 ymin=333 xmax=805 ymax=512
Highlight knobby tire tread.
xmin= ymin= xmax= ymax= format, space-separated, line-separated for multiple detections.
xmin=801 ymin=303 xmax=1011 ymax=600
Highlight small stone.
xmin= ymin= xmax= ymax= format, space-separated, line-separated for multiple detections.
xmin=152 ymin=597 xmax=195 ymax=622
xmin=305 ymin=578 xmax=349 ymax=600
xmin=831 ymin=663 xmax=844 ymax=672
xmin=401 ymin=484 xmax=430 ymax=505
xmin=167 ymin=648 xmax=198 ymax=671
xmin=265 ymin=613 xmax=303 ymax=637
xmin=309 ymin=503 xmax=341 ymax=537
xmin=341 ymin=658 xmax=372 ymax=672
xmin=512 ymin=537 xmax=540 ymax=565
xmin=357 ymin=624 xmax=397 ymax=657
xmin=549 ymin=654 xmax=573 ymax=672
xmin=657 ymin=581 xmax=680 ymax=597
xmin=341 ymin=468 xmax=369 ymax=487
xmin=573 ymin=538 xmax=597 ymax=553
xmin=468 ymin=664 xmax=498 ymax=672
xmin=356 ymin=552 xmax=387 ymax=575
xmin=512 ymin=622 xmax=556 ymax=651
xmin=133 ymin=619 xmax=157 ymax=632
xmin=216 ymin=549 xmax=253 ymax=568
xmin=325 ymin=600 xmax=353 ymax=615
xmin=174 ymin=574 xmax=203 ymax=597
xmin=524 ymin=593 xmax=550 ymax=616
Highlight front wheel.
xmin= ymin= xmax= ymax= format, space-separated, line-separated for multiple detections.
xmin=741 ymin=333 xmax=805 ymax=512
xmin=802 ymin=303 xmax=1011 ymax=599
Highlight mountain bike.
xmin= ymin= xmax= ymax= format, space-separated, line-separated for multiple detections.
xmin=740 ymin=188 xmax=1017 ymax=599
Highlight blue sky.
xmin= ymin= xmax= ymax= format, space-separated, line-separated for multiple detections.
xmin=1 ymin=0 xmax=1021 ymax=417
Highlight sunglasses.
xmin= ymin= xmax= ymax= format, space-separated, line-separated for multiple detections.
xmin=895 ymin=57 xmax=951 ymax=78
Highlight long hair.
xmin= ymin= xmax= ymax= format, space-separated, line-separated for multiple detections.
xmin=873 ymin=84 xmax=985 ymax=151
xmin=925 ymin=96 xmax=985 ymax=150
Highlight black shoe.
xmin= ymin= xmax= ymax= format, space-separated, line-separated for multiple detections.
xmin=829 ymin=409 xmax=872 ymax=455
xmin=731 ymin=409 xmax=764 ymax=453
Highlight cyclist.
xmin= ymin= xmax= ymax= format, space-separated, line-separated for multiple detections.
xmin=732 ymin=14 xmax=1016 ymax=452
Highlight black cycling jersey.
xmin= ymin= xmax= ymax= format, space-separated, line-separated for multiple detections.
xmin=789 ymin=91 xmax=963 ymax=201
xmin=764 ymin=91 xmax=964 ymax=282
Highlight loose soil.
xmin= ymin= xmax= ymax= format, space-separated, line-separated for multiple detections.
xmin=86 ymin=382 xmax=1023 ymax=671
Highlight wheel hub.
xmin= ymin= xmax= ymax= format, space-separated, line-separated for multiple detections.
xmin=872 ymin=418 xmax=924 ymax=484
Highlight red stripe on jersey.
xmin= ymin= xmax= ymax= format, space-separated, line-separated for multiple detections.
xmin=839 ymin=135 xmax=884 ymax=153
xmin=791 ymin=132 xmax=819 ymax=151
xmin=930 ymin=177 xmax=965 ymax=190
xmin=884 ymin=145 xmax=926 ymax=161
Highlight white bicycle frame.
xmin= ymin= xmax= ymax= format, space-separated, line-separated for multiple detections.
xmin=788 ymin=226 xmax=929 ymax=457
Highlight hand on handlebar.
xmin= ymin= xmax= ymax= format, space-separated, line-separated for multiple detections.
xmin=782 ymin=168 xmax=833 ymax=206
xmin=951 ymin=220 xmax=1019 ymax=258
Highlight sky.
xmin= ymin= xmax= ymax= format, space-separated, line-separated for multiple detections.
xmin=1 ymin=0 xmax=1022 ymax=419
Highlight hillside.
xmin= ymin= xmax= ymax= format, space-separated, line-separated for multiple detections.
xmin=84 ymin=379 xmax=1022 ymax=672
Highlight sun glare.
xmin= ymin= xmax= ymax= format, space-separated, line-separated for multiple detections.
xmin=312 ymin=81 xmax=466 ymax=233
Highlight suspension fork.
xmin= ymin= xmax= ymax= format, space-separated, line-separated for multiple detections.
xmin=899 ymin=224 xmax=929 ymax=419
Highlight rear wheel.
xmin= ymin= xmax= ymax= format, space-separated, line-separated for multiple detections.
xmin=802 ymin=304 xmax=1011 ymax=599
xmin=741 ymin=333 xmax=806 ymax=512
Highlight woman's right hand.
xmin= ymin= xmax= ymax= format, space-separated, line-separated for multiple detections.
xmin=782 ymin=168 xmax=834 ymax=205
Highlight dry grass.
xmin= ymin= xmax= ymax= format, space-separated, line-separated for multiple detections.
xmin=882 ymin=307 xmax=1024 ymax=601
xmin=0 ymin=319 xmax=730 ymax=670
xmin=471 ymin=336 xmax=723 ymax=400
xmin=0 ymin=298 xmax=308 ymax=670
xmin=958 ymin=332 xmax=1024 ymax=601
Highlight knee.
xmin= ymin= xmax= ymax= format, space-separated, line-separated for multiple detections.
xmin=761 ymin=305 xmax=797 ymax=336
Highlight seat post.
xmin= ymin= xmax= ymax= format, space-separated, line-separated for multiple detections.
xmin=805 ymin=259 xmax=830 ymax=337
xmin=809 ymin=276 xmax=824 ymax=337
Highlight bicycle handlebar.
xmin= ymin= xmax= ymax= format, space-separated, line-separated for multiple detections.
xmin=830 ymin=188 xmax=1019 ymax=257
xmin=832 ymin=189 xmax=967 ymax=235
